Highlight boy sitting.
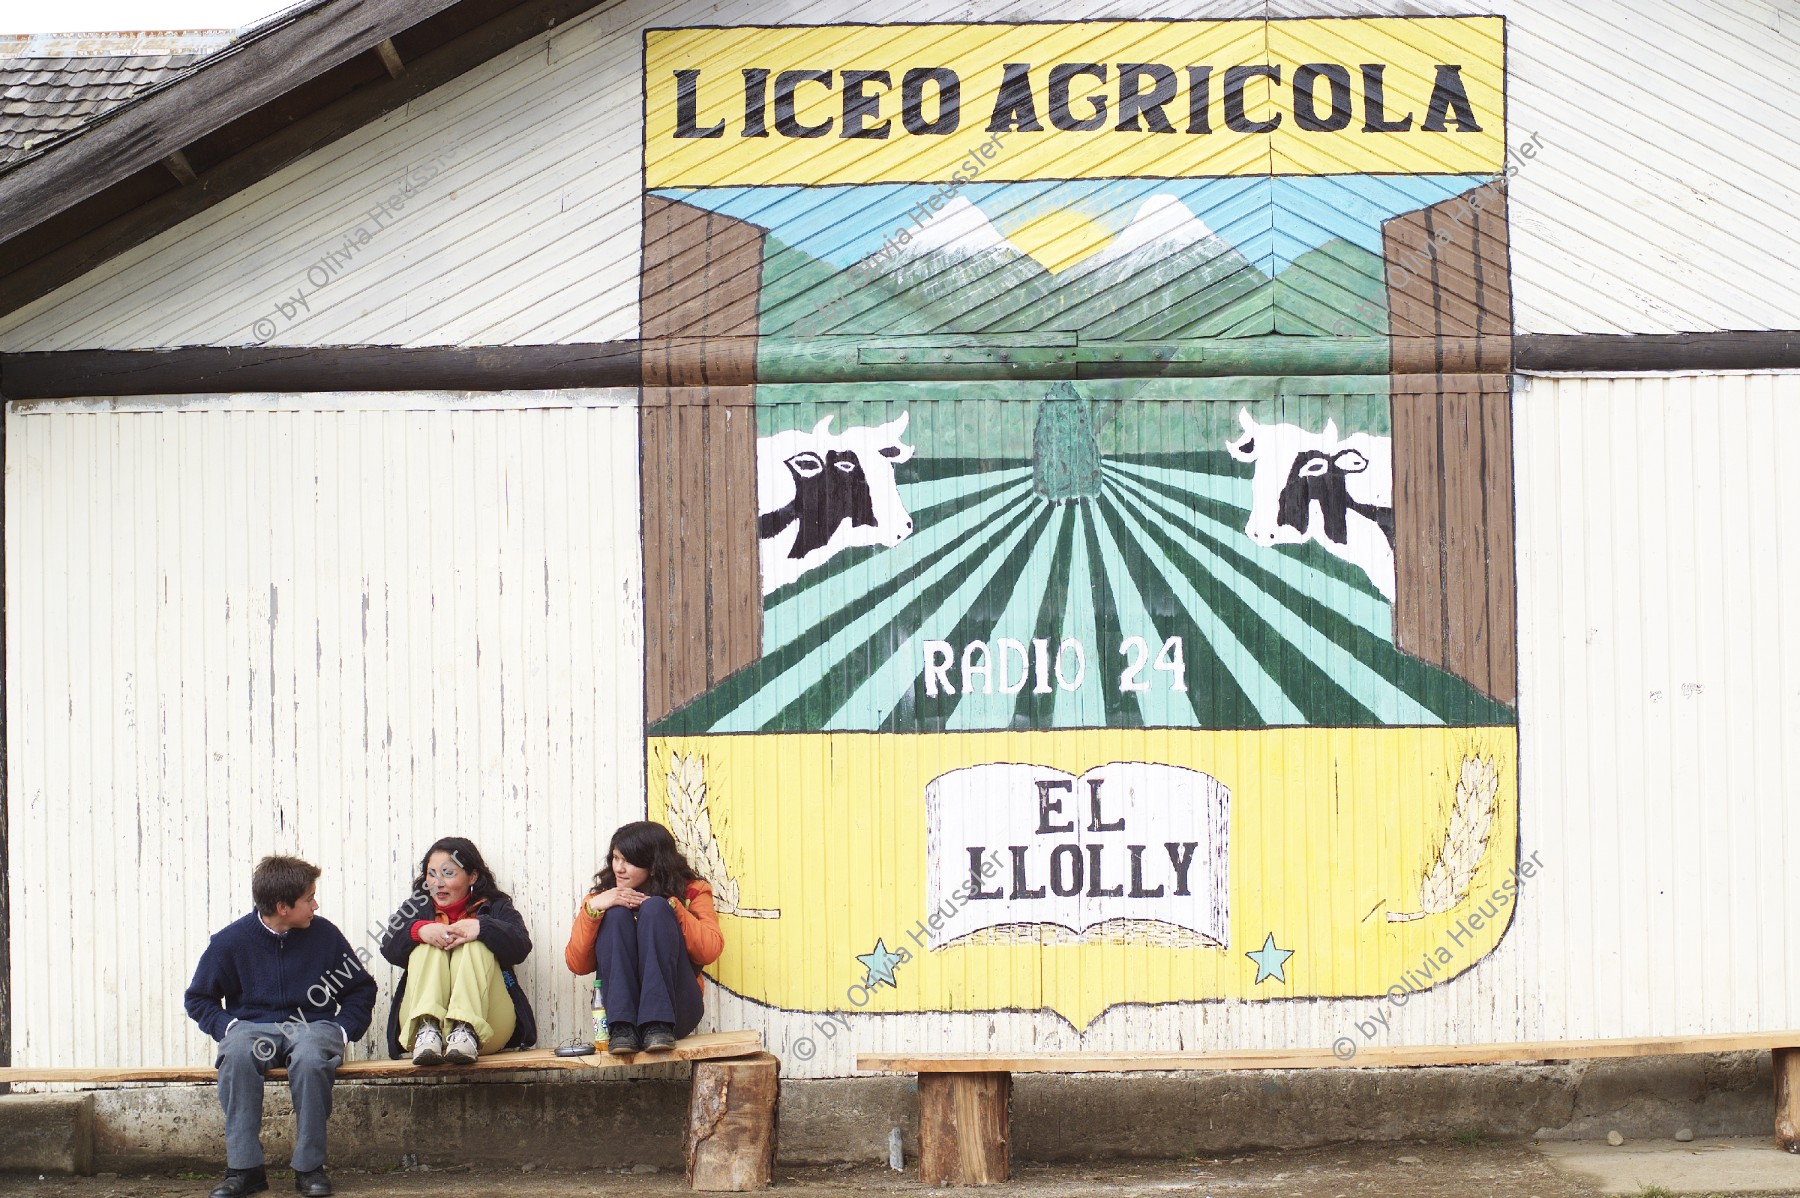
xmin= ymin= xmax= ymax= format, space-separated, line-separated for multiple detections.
xmin=184 ymin=856 xmax=376 ymax=1197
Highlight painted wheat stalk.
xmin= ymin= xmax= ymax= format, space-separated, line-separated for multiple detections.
xmin=1387 ymin=754 xmax=1499 ymax=923
xmin=665 ymin=751 xmax=780 ymax=919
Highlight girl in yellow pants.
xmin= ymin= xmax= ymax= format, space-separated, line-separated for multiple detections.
xmin=377 ymin=837 xmax=537 ymax=1064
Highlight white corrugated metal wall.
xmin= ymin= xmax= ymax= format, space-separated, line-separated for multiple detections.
xmin=0 ymin=0 xmax=1793 ymax=350
xmin=4 ymin=392 xmax=649 ymax=1067
xmin=1511 ymin=371 xmax=1800 ymax=1037
xmin=8 ymin=375 xmax=1798 ymax=1074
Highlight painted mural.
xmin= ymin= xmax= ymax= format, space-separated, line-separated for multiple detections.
xmin=639 ymin=17 xmax=1518 ymax=1029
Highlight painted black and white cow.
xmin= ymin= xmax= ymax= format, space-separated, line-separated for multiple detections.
xmin=1226 ymin=408 xmax=1395 ymax=600
xmin=757 ymin=412 xmax=914 ymax=593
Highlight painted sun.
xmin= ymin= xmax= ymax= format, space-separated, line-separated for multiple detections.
xmin=1002 ymin=209 xmax=1118 ymax=274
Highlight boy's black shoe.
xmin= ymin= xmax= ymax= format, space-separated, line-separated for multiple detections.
xmin=641 ymin=1022 xmax=677 ymax=1051
xmin=208 ymin=1166 xmax=268 ymax=1197
xmin=607 ymin=1022 xmax=642 ymax=1054
xmin=293 ymin=1168 xmax=334 ymax=1196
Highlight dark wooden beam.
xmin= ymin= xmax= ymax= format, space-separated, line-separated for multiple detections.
xmin=10 ymin=332 xmax=1800 ymax=401
xmin=0 ymin=343 xmax=642 ymax=398
xmin=0 ymin=0 xmax=608 ymax=318
xmin=1515 ymin=331 xmax=1800 ymax=372
xmin=0 ymin=0 xmax=469 ymax=238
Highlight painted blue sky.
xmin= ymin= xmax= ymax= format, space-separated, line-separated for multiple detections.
xmin=654 ymin=175 xmax=1491 ymax=276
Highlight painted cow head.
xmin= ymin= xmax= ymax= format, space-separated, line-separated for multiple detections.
xmin=757 ymin=412 xmax=915 ymax=593
xmin=1226 ymin=407 xmax=1396 ymax=600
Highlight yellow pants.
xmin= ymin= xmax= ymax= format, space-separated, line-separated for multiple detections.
xmin=398 ymin=940 xmax=516 ymax=1053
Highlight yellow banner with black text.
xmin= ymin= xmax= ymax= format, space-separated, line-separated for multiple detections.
xmin=645 ymin=18 xmax=1504 ymax=186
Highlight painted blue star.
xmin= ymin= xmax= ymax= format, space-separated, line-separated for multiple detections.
xmin=1246 ymin=933 xmax=1295 ymax=985
xmin=858 ymin=939 xmax=905 ymax=989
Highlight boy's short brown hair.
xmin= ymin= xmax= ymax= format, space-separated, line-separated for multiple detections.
xmin=251 ymin=855 xmax=321 ymax=914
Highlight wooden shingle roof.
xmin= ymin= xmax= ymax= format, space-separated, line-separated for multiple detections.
xmin=0 ymin=48 xmax=221 ymax=167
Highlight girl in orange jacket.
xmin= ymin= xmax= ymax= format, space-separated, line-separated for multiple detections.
xmin=565 ymin=821 xmax=723 ymax=1054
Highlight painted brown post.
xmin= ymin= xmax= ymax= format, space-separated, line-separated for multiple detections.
xmin=685 ymin=1052 xmax=780 ymax=1191
xmin=1774 ymin=1048 xmax=1800 ymax=1151
xmin=1382 ymin=183 xmax=1517 ymax=706
xmin=639 ymin=195 xmax=765 ymax=726
xmin=918 ymin=1071 xmax=1010 ymax=1186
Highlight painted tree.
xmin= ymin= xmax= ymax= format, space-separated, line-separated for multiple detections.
xmin=1032 ymin=381 xmax=1107 ymax=502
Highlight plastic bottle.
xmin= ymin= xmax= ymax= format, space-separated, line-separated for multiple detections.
xmin=591 ymin=977 xmax=608 ymax=1051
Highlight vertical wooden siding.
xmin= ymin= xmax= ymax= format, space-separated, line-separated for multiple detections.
xmin=640 ymin=196 xmax=763 ymax=725
xmin=1384 ymin=185 xmax=1517 ymax=705
xmin=4 ymin=397 xmax=648 ymax=1067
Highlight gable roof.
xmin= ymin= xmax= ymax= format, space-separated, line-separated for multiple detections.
xmin=0 ymin=0 xmax=606 ymax=322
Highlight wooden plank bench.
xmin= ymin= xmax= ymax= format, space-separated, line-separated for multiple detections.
xmin=1 ymin=1031 xmax=778 ymax=1191
xmin=860 ymin=1031 xmax=1800 ymax=1186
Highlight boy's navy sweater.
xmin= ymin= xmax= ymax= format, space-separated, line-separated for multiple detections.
xmin=184 ymin=912 xmax=377 ymax=1042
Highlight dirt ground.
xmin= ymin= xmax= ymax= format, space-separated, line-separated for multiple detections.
xmin=0 ymin=1141 xmax=1666 ymax=1198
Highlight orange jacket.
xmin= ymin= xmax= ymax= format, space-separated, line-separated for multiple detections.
xmin=564 ymin=880 xmax=724 ymax=989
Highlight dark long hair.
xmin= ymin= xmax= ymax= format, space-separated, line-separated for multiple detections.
xmin=591 ymin=821 xmax=699 ymax=899
xmin=411 ymin=836 xmax=510 ymax=905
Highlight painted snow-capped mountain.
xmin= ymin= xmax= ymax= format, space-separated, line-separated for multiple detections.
xmin=989 ymin=196 xmax=1262 ymax=337
xmin=903 ymin=196 xmax=1018 ymax=258
xmin=1087 ymin=195 xmax=1229 ymax=269
xmin=762 ymin=194 xmax=1301 ymax=338
xmin=846 ymin=196 xmax=1055 ymax=330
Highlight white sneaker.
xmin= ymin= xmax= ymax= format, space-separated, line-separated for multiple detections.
xmin=410 ymin=1019 xmax=444 ymax=1066
xmin=445 ymin=1021 xmax=479 ymax=1065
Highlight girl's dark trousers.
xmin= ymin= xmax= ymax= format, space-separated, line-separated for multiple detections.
xmin=595 ymin=895 xmax=704 ymax=1036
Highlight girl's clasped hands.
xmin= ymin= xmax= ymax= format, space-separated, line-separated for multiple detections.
xmin=417 ymin=918 xmax=481 ymax=949
xmin=578 ymin=887 xmax=647 ymax=917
